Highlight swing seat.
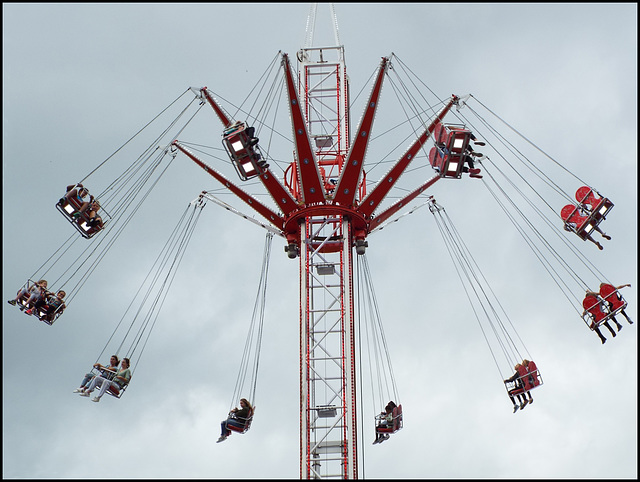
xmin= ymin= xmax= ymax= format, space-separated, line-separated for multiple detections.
xmin=582 ymin=294 xmax=618 ymax=330
xmin=526 ymin=361 xmax=542 ymax=387
xmin=560 ymin=204 xmax=604 ymax=241
xmin=429 ymin=124 xmax=473 ymax=179
xmin=12 ymin=280 xmax=60 ymax=326
xmin=505 ymin=362 xmax=543 ymax=398
xmin=599 ymin=284 xmax=628 ymax=313
xmin=106 ymin=383 xmax=128 ymax=399
xmin=506 ymin=381 xmax=525 ymax=396
xmin=575 ymin=186 xmax=614 ymax=222
xmin=87 ymin=367 xmax=128 ymax=399
xmin=56 ymin=197 xmax=104 ymax=239
xmin=375 ymin=405 xmax=403 ymax=434
xmin=32 ymin=301 xmax=64 ymax=325
xmin=222 ymin=122 xmax=263 ymax=181
xmin=227 ymin=408 xmax=255 ymax=434
xmin=517 ymin=365 xmax=535 ymax=391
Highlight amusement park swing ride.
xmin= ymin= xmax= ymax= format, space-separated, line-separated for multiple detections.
xmin=7 ymin=4 xmax=635 ymax=480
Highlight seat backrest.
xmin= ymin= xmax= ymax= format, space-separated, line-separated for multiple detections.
xmin=575 ymin=186 xmax=599 ymax=208
xmin=561 ymin=204 xmax=586 ymax=225
xmin=517 ymin=364 xmax=534 ymax=390
xmin=229 ymin=407 xmax=254 ymax=433
xmin=583 ymin=295 xmax=606 ymax=322
xmin=599 ymin=284 xmax=625 ymax=310
xmin=527 ymin=361 xmax=541 ymax=386
xmin=433 ymin=123 xmax=446 ymax=145
xmin=429 ymin=146 xmax=444 ymax=171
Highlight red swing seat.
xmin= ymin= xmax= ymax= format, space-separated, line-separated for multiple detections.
xmin=222 ymin=122 xmax=264 ymax=181
xmin=599 ymin=284 xmax=628 ymax=314
xmin=560 ymin=204 xmax=603 ymax=241
xmin=227 ymin=408 xmax=255 ymax=434
xmin=575 ymin=186 xmax=614 ymax=222
xmin=526 ymin=361 xmax=542 ymax=387
xmin=582 ymin=294 xmax=617 ymax=330
xmin=375 ymin=404 xmax=403 ymax=434
xmin=505 ymin=362 xmax=543 ymax=397
xmin=429 ymin=123 xmax=473 ymax=179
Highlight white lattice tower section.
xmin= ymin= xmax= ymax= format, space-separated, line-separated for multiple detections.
xmin=300 ymin=216 xmax=357 ymax=479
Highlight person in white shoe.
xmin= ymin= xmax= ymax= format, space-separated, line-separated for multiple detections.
xmin=9 ymin=279 xmax=48 ymax=311
xmin=74 ymin=355 xmax=120 ymax=394
xmin=217 ymin=398 xmax=254 ymax=443
xmin=82 ymin=358 xmax=131 ymax=402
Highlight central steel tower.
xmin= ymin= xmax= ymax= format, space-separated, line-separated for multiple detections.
xmin=173 ymin=4 xmax=456 ymax=478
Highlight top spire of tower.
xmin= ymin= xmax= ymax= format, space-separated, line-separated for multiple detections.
xmin=303 ymin=3 xmax=341 ymax=49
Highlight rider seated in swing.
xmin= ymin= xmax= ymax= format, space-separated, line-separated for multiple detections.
xmin=598 ymin=283 xmax=633 ymax=325
xmin=582 ymin=292 xmax=622 ymax=344
xmin=61 ymin=183 xmax=92 ymax=211
xmin=373 ymin=400 xmax=398 ymax=444
xmin=560 ymin=204 xmax=611 ymax=250
xmin=58 ymin=184 xmax=105 ymax=236
xmin=8 ymin=279 xmax=48 ymax=312
xmin=217 ymin=398 xmax=254 ymax=443
xmin=574 ymin=186 xmax=613 ymax=221
xmin=79 ymin=357 xmax=131 ymax=402
xmin=35 ymin=289 xmax=66 ymax=322
xmin=504 ymin=363 xmax=529 ymax=413
xmin=83 ymin=199 xmax=104 ymax=230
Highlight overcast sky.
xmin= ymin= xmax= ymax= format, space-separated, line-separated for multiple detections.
xmin=3 ymin=3 xmax=637 ymax=479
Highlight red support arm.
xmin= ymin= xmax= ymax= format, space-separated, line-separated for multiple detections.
xmin=282 ymin=53 xmax=326 ymax=206
xmin=333 ymin=57 xmax=389 ymax=207
xmin=201 ymin=87 xmax=232 ymax=128
xmin=358 ymin=96 xmax=458 ymax=219
xmin=369 ymin=174 xmax=441 ymax=231
xmin=257 ymin=167 xmax=301 ymax=218
xmin=172 ymin=141 xmax=285 ymax=230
